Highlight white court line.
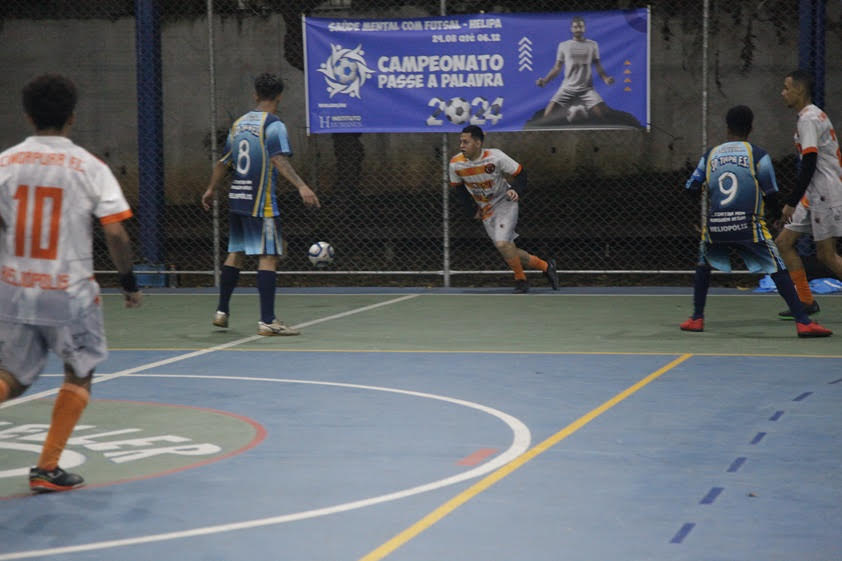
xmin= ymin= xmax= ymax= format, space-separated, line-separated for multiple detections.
xmin=0 ymin=375 xmax=531 ymax=560
xmin=0 ymin=294 xmax=419 ymax=410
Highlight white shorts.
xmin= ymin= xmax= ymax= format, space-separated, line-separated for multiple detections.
xmin=0 ymin=301 xmax=107 ymax=387
xmin=784 ymin=204 xmax=842 ymax=242
xmin=482 ymin=198 xmax=519 ymax=243
xmin=551 ymin=87 xmax=604 ymax=110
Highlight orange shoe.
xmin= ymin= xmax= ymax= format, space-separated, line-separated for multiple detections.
xmin=796 ymin=321 xmax=832 ymax=338
xmin=680 ymin=317 xmax=704 ymax=332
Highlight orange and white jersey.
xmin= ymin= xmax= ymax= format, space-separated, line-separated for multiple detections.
xmin=0 ymin=136 xmax=132 ymax=325
xmin=794 ymin=104 xmax=842 ymax=209
xmin=449 ymin=148 xmax=522 ymax=210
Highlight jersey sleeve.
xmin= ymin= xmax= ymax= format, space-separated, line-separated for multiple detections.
xmin=448 ymin=161 xmax=462 ymax=186
xmin=555 ymin=41 xmax=565 ymax=65
xmin=753 ymin=148 xmax=779 ymax=195
xmin=265 ymin=120 xmax=292 ymax=158
xmin=796 ymin=114 xmax=819 ymax=155
xmin=219 ymin=122 xmax=236 ymax=166
xmin=685 ymin=152 xmax=709 ymax=190
xmin=495 ymin=149 xmax=522 ymax=176
xmin=592 ymin=40 xmax=600 ymax=60
xmin=91 ymin=162 xmax=132 ymax=224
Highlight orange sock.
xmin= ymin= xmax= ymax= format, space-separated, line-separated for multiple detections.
xmin=37 ymin=383 xmax=89 ymax=471
xmin=0 ymin=379 xmax=9 ymax=403
xmin=789 ymin=269 xmax=814 ymax=304
xmin=506 ymin=257 xmax=527 ymax=281
xmin=527 ymin=254 xmax=548 ymax=272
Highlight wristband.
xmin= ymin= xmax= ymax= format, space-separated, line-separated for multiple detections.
xmin=119 ymin=272 xmax=139 ymax=293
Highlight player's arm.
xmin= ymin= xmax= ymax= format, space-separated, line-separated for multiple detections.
xmin=103 ymin=221 xmax=142 ymax=308
xmin=755 ymin=151 xmax=782 ymax=219
xmin=593 ymin=58 xmax=614 ymax=85
xmin=781 ymin=151 xmax=818 ymax=217
xmin=270 ymin=154 xmax=320 ymax=208
xmin=201 ymin=160 xmax=230 ymax=211
xmin=506 ymin=168 xmax=527 ymax=201
xmin=536 ymin=57 xmax=563 ymax=87
xmin=451 ymin=182 xmax=476 ymax=218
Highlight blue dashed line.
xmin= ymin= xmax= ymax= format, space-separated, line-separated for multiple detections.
xmin=793 ymin=392 xmax=812 ymax=401
xmin=727 ymin=457 xmax=746 ymax=472
xmin=700 ymin=487 xmax=723 ymax=504
xmin=670 ymin=522 xmax=695 ymax=544
xmin=830 ymin=378 xmax=842 ymax=385
xmin=769 ymin=410 xmax=784 ymax=421
xmin=750 ymin=432 xmax=766 ymax=444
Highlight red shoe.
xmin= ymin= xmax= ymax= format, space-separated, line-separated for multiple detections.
xmin=680 ymin=317 xmax=704 ymax=332
xmin=796 ymin=321 xmax=833 ymax=338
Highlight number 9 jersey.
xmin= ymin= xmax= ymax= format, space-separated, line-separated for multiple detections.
xmin=0 ymin=135 xmax=133 ymax=325
xmin=685 ymin=141 xmax=779 ymax=243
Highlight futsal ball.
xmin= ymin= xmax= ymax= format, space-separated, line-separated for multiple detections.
xmin=308 ymin=241 xmax=335 ymax=267
xmin=332 ymin=58 xmax=358 ymax=85
xmin=444 ymin=97 xmax=471 ymax=124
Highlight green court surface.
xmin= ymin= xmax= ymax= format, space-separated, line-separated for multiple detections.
xmin=101 ymin=290 xmax=841 ymax=356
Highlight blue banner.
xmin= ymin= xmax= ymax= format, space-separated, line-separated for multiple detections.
xmin=304 ymin=9 xmax=649 ymax=133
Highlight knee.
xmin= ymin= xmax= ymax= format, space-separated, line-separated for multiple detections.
xmin=815 ymin=245 xmax=840 ymax=265
xmin=0 ymin=370 xmax=27 ymax=400
xmin=63 ymin=366 xmax=93 ymax=392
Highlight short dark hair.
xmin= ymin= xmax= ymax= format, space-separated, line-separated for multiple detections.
xmin=787 ymin=69 xmax=814 ymax=99
xmin=572 ymin=16 xmax=585 ymax=25
xmin=22 ymin=74 xmax=77 ymax=131
xmin=461 ymin=125 xmax=484 ymax=142
xmin=726 ymin=105 xmax=753 ymax=137
xmin=254 ymin=73 xmax=284 ymax=101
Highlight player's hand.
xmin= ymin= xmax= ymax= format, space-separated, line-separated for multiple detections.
xmin=201 ymin=187 xmax=214 ymax=211
xmin=775 ymin=204 xmax=796 ymax=229
xmin=506 ymin=189 xmax=519 ymax=202
xmin=604 ymin=76 xmax=615 ymax=85
xmin=536 ymin=77 xmax=546 ymax=87
xmin=299 ymin=185 xmax=321 ymax=208
xmin=123 ymin=290 xmax=143 ymax=308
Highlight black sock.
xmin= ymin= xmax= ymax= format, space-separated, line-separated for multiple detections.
xmin=771 ymin=270 xmax=809 ymax=324
xmin=257 ymin=269 xmax=276 ymax=324
xmin=692 ymin=265 xmax=711 ymax=319
xmin=217 ymin=265 xmax=239 ymax=314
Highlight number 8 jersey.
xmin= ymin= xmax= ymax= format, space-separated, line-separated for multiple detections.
xmin=685 ymin=141 xmax=779 ymax=243
xmin=0 ymin=135 xmax=132 ymax=325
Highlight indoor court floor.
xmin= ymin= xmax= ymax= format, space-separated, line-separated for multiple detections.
xmin=1 ymin=286 xmax=840 ymax=561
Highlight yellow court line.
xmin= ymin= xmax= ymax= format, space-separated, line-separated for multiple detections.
xmin=358 ymin=353 xmax=694 ymax=561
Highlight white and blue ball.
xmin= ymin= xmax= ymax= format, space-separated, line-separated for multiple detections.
xmin=308 ymin=241 xmax=335 ymax=267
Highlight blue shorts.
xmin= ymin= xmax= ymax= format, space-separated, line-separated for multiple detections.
xmin=703 ymin=238 xmax=785 ymax=274
xmin=228 ymin=214 xmax=284 ymax=256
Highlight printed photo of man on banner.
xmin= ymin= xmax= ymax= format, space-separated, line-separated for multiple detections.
xmin=303 ymin=9 xmax=649 ymax=134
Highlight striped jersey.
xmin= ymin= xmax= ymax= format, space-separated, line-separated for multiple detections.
xmin=793 ymin=104 xmax=842 ymax=209
xmin=220 ymin=111 xmax=293 ymax=217
xmin=556 ymin=38 xmax=600 ymax=92
xmin=686 ymin=141 xmax=778 ymax=243
xmin=0 ymin=135 xmax=133 ymax=325
xmin=449 ymin=148 xmax=522 ymax=210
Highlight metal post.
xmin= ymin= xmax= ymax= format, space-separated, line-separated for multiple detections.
xmin=207 ymin=0 xmax=220 ymax=287
xmin=799 ymin=0 xmax=825 ymax=109
xmin=440 ymin=0 xmax=450 ymax=287
xmin=697 ymin=0 xmax=710 ymax=266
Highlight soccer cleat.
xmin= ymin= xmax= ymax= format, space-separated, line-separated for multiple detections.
xmin=796 ymin=321 xmax=832 ymax=338
xmin=257 ymin=320 xmax=300 ymax=336
xmin=213 ymin=310 xmax=229 ymax=328
xmin=544 ymin=258 xmax=560 ymax=290
xmin=513 ymin=279 xmax=529 ymax=294
xmin=680 ymin=317 xmax=704 ymax=332
xmin=29 ymin=467 xmax=84 ymax=493
xmin=778 ymin=300 xmax=819 ymax=320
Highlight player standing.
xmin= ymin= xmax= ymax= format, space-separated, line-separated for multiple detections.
xmin=0 ymin=74 xmax=143 ymax=492
xmin=449 ymin=125 xmax=559 ymax=293
xmin=202 ymin=73 xmax=320 ymax=335
xmin=774 ymin=69 xmax=842 ymax=319
xmin=680 ymin=105 xmax=830 ymax=337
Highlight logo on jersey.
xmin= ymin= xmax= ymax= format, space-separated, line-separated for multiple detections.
xmin=318 ymin=44 xmax=374 ymax=99
xmin=485 ymin=163 xmax=496 ymax=174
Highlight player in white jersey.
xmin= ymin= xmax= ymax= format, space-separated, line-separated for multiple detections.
xmin=535 ymin=16 xmax=615 ymax=122
xmin=449 ymin=125 xmax=559 ymax=293
xmin=0 ymin=74 xmax=142 ymax=492
xmin=774 ymin=69 xmax=842 ymax=319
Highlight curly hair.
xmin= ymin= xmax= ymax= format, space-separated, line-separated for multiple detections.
xmin=22 ymin=74 xmax=77 ymax=131
xmin=254 ymin=73 xmax=284 ymax=101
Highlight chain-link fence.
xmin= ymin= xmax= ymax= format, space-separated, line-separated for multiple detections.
xmin=0 ymin=0 xmax=839 ymax=286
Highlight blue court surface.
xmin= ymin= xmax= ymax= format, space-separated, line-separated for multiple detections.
xmin=0 ymin=288 xmax=840 ymax=561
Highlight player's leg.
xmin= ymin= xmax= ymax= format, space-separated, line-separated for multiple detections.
xmin=517 ymin=249 xmax=559 ymax=290
xmin=495 ymin=240 xmax=529 ymax=293
xmin=738 ymin=239 xmax=831 ymax=337
xmin=253 ymin=216 xmax=298 ymax=336
xmin=215 ymin=213 xmax=248 ymax=327
xmin=814 ymin=236 xmax=842 ymax=279
xmin=680 ymin=263 xmax=711 ymax=332
xmin=485 ymin=200 xmax=529 ymax=292
xmin=775 ymin=209 xmax=818 ymax=315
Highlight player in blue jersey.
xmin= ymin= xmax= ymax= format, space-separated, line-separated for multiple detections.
xmin=202 ymin=73 xmax=320 ymax=336
xmin=680 ymin=105 xmax=831 ymax=337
